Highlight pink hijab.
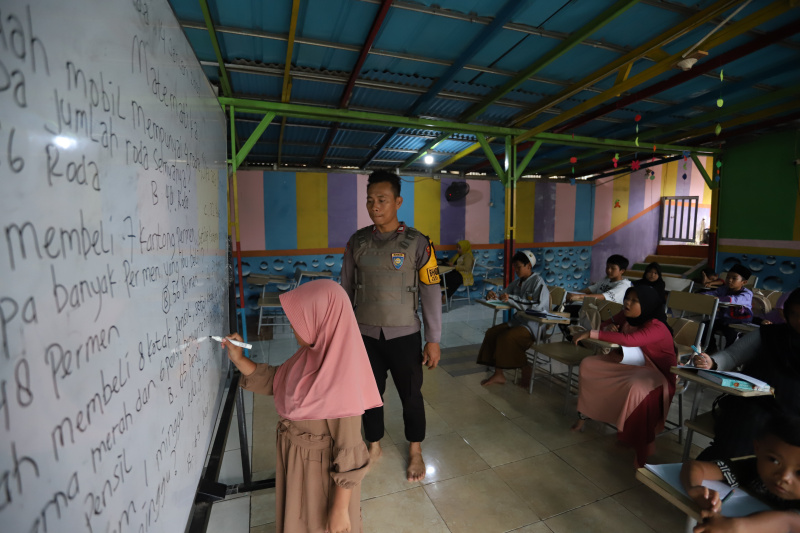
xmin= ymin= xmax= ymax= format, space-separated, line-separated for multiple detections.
xmin=275 ymin=279 xmax=382 ymax=421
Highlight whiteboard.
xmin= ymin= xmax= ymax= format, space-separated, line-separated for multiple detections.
xmin=0 ymin=0 xmax=230 ymax=532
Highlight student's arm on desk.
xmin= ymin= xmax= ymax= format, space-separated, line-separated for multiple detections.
xmin=694 ymin=511 xmax=800 ymax=533
xmin=592 ymin=320 xmax=663 ymax=347
xmin=697 ymin=330 xmax=761 ymax=371
xmin=680 ymin=460 xmax=723 ymax=515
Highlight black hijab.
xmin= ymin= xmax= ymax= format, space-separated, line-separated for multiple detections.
xmin=633 ymin=262 xmax=667 ymax=303
xmin=624 ymin=285 xmax=670 ymax=331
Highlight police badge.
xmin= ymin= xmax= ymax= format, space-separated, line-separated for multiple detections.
xmin=391 ymin=253 xmax=405 ymax=270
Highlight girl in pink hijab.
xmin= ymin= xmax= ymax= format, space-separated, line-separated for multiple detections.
xmin=224 ymin=279 xmax=382 ymax=533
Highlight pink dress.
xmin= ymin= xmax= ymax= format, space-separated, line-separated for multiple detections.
xmin=241 ymin=363 xmax=370 ymax=533
xmin=577 ymin=317 xmax=677 ymax=466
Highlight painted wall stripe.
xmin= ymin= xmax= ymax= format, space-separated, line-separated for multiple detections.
xmin=553 ymin=183 xmax=576 ymax=243
xmin=574 ymin=182 xmax=594 ymax=242
xmin=296 ymin=172 xmax=328 ymax=249
xmin=533 ymin=181 xmax=556 ymax=243
xmin=661 ymin=160 xmax=678 ymax=197
xmin=516 ymin=181 xmax=536 ymax=243
xmin=236 ymin=170 xmax=265 ymax=251
xmin=440 ymin=178 xmax=466 ymax=245
xmin=628 ymin=170 xmax=646 ymax=218
xmin=611 ymin=173 xmax=630 ymax=229
xmin=356 ymin=174 xmax=371 ymax=229
xmin=264 ymin=172 xmax=298 ymax=250
xmin=593 ymin=177 xmax=614 ymax=239
xmin=398 ymin=175 xmax=415 ymax=227
xmin=489 ymin=181 xmax=505 ymax=243
xmin=327 ymin=173 xmax=357 ymax=248
xmin=465 ymin=179 xmax=491 ymax=244
xmin=414 ymin=177 xmax=441 ymax=244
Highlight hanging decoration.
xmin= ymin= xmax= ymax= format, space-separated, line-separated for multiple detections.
xmin=715 ymin=123 xmax=722 ymax=136
xmin=645 ymin=169 xmax=656 ymax=180
xmin=682 ymin=149 xmax=689 ymax=180
xmin=715 ymin=69 xmax=724 ymax=133
xmin=631 ymin=160 xmax=641 ymax=171
xmin=612 ymin=152 xmax=619 ymax=168
xmin=614 ymin=198 xmax=622 ymax=209
xmin=570 ymin=156 xmax=577 ymax=175
xmin=652 ymin=145 xmax=657 ymax=162
xmin=715 ymin=159 xmax=722 ymax=181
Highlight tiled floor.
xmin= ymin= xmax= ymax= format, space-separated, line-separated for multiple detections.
xmin=207 ymin=303 xmax=716 ymax=532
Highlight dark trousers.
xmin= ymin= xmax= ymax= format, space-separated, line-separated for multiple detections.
xmin=705 ymin=318 xmax=744 ymax=352
xmin=362 ymin=331 xmax=426 ymax=443
xmin=440 ymin=270 xmax=463 ymax=299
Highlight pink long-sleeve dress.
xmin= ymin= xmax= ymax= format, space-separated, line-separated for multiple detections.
xmin=577 ymin=316 xmax=677 ymax=466
xmin=240 ymin=363 xmax=370 ymax=533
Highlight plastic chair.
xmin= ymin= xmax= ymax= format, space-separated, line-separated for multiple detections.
xmin=450 ymin=259 xmax=478 ymax=306
xmin=666 ymin=291 xmax=719 ymax=352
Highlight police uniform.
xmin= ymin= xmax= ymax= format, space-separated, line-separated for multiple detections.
xmin=341 ymin=222 xmax=442 ymax=443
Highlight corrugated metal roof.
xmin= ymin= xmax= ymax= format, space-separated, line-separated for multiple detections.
xmin=169 ymin=0 xmax=800 ymax=177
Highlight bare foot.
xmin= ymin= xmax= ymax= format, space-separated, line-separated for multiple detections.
xmin=407 ymin=443 xmax=425 ymax=482
xmin=369 ymin=441 xmax=383 ymax=462
xmin=480 ymin=370 xmax=506 ymax=386
xmin=570 ymin=418 xmax=585 ymax=432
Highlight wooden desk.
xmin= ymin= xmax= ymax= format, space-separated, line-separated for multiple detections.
xmin=636 ymin=468 xmax=702 ymax=522
xmin=730 ymin=323 xmax=759 ymax=334
xmin=582 ymin=338 xmax=620 ymax=351
xmin=476 ymin=298 xmax=513 ymax=326
xmin=672 ymin=366 xmax=773 ymax=460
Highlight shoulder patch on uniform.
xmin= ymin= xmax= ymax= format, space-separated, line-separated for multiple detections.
xmin=419 ymin=242 xmax=440 ymax=285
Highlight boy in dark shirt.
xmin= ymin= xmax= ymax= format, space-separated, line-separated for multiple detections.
xmin=681 ymin=414 xmax=800 ymax=532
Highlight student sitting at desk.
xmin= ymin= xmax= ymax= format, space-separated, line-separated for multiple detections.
xmin=692 ymin=288 xmax=800 ymax=461
xmin=476 ymin=250 xmax=549 ymax=386
xmin=572 ymin=285 xmax=678 ymax=467
xmin=680 ymin=414 xmax=800 ymax=533
xmin=224 ymin=280 xmax=382 ymax=533
xmin=566 ymin=253 xmax=632 ymax=304
xmin=562 ymin=254 xmax=631 ymax=341
xmin=705 ymin=264 xmax=754 ymax=351
xmin=439 ymin=239 xmax=474 ymax=303
xmin=633 ymin=262 xmax=667 ymax=303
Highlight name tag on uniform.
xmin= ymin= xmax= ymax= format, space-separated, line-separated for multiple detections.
xmin=392 ymin=253 xmax=405 ymax=269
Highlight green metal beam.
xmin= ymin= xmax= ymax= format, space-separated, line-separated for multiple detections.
xmin=461 ymin=0 xmax=641 ymax=123
xmin=477 ymin=134 xmax=506 ymax=182
xmin=220 ymin=97 xmax=527 ymax=137
xmin=515 ymin=140 xmax=542 ymax=177
xmin=199 ymin=0 xmax=233 ymax=97
xmin=691 ymin=154 xmax=715 ymax=189
xmin=235 ymin=112 xmax=276 ymax=169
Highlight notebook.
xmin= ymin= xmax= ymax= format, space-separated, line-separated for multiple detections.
xmin=644 ymin=463 xmax=771 ymax=518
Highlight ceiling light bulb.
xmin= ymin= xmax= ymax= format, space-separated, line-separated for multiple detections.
xmin=424 ymin=155 xmax=434 ymax=165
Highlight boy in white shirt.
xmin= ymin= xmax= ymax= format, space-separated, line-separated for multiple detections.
xmin=567 ymin=254 xmax=632 ymax=304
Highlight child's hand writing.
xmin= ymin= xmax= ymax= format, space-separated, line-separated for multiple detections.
xmin=486 ymin=290 xmax=497 ymax=300
xmin=687 ymin=486 xmax=721 ymax=513
xmin=573 ymin=330 xmax=591 ymax=346
xmin=222 ymin=333 xmax=256 ymax=376
xmin=499 ymin=293 xmax=509 ymax=302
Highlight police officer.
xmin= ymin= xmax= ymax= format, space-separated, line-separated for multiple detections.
xmin=341 ymin=170 xmax=442 ymax=482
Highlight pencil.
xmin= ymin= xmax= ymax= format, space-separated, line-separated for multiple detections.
xmin=721 ymin=489 xmax=736 ymax=505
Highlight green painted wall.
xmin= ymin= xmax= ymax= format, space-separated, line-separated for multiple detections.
xmin=718 ymin=128 xmax=799 ymax=240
